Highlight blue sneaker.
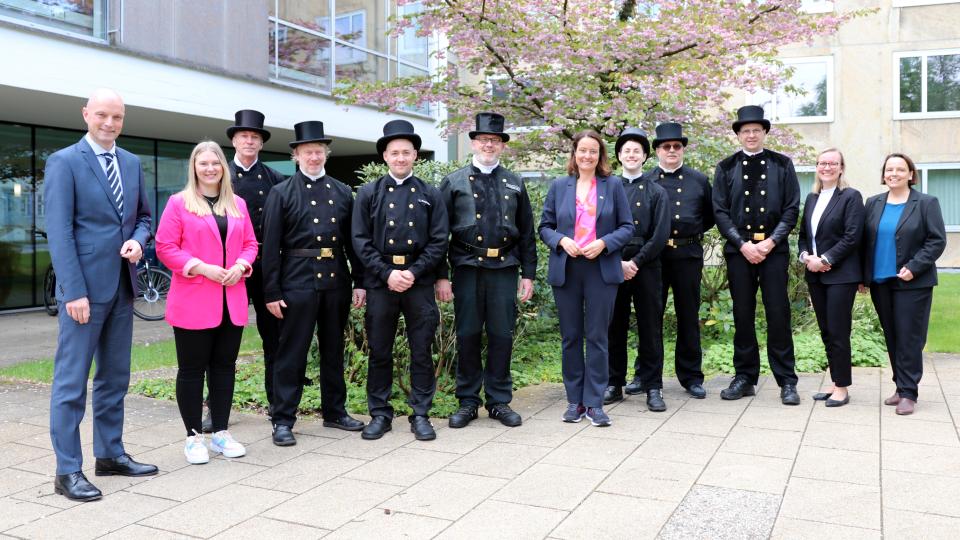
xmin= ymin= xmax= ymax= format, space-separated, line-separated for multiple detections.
xmin=562 ymin=403 xmax=586 ymax=423
xmin=586 ymin=407 xmax=611 ymax=427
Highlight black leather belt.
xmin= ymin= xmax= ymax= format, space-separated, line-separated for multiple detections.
xmin=286 ymin=248 xmax=336 ymax=259
xmin=454 ymin=239 xmax=515 ymax=258
xmin=666 ymin=235 xmax=701 ymax=248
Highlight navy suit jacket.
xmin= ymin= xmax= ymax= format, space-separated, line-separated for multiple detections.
xmin=44 ymin=137 xmax=153 ymax=303
xmin=538 ymin=175 xmax=634 ymax=287
xmin=862 ymin=189 xmax=945 ymax=289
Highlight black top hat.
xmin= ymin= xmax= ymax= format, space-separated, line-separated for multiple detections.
xmin=289 ymin=121 xmax=333 ymax=148
xmin=652 ymin=123 xmax=688 ymax=149
xmin=732 ymin=105 xmax=771 ymax=133
xmin=226 ymin=109 xmax=271 ymax=142
xmin=615 ymin=127 xmax=650 ymax=157
xmin=376 ymin=119 xmax=422 ymax=154
xmin=468 ymin=112 xmax=510 ymax=142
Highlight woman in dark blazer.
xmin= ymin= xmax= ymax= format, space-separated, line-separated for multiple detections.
xmin=539 ymin=130 xmax=634 ymax=427
xmin=862 ymin=153 xmax=946 ymax=415
xmin=798 ymin=148 xmax=864 ymax=407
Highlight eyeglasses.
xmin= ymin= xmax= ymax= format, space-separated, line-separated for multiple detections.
xmin=739 ymin=128 xmax=765 ymax=136
xmin=658 ymin=143 xmax=684 ymax=152
xmin=816 ymin=161 xmax=841 ymax=169
xmin=474 ymin=137 xmax=504 ymax=146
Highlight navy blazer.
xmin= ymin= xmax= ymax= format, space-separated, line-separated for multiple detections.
xmin=538 ymin=175 xmax=634 ymax=287
xmin=862 ymin=189 xmax=946 ymax=289
xmin=44 ymin=137 xmax=153 ymax=303
xmin=797 ymin=187 xmax=864 ymax=285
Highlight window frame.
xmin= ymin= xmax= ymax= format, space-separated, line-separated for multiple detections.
xmin=891 ymin=0 xmax=958 ymax=7
xmin=894 ymin=48 xmax=960 ymax=120
xmin=0 ymin=0 xmax=108 ymax=43
xmin=750 ymin=55 xmax=835 ymax=125
xmin=918 ymin=162 xmax=960 ymax=231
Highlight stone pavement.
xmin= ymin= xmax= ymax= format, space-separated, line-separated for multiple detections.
xmin=1 ymin=357 xmax=959 ymax=539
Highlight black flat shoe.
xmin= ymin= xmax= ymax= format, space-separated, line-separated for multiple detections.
xmin=488 ymin=404 xmax=522 ymax=427
xmin=603 ymin=386 xmax=623 ymax=405
xmin=781 ymin=384 xmax=801 ymax=406
xmin=646 ymin=389 xmax=667 ymax=412
xmin=362 ymin=416 xmax=392 ymax=440
xmin=54 ymin=472 xmax=102 ymax=502
xmin=624 ymin=376 xmax=643 ymax=395
xmin=825 ymin=395 xmax=850 ymax=407
xmin=94 ymin=454 xmax=158 ymax=477
xmin=812 ymin=392 xmax=833 ymax=401
xmin=323 ymin=415 xmax=365 ymax=431
xmin=448 ymin=405 xmax=478 ymax=429
xmin=686 ymin=383 xmax=707 ymax=399
xmin=272 ymin=424 xmax=297 ymax=446
xmin=720 ymin=375 xmax=756 ymax=400
xmin=409 ymin=415 xmax=436 ymax=441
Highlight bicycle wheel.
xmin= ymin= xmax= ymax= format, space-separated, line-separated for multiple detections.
xmin=43 ymin=266 xmax=58 ymax=316
xmin=133 ymin=266 xmax=171 ymax=321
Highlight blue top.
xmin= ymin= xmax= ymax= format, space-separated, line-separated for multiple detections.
xmin=873 ymin=202 xmax=905 ymax=282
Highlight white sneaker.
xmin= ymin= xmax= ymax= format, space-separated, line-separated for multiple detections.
xmin=184 ymin=431 xmax=209 ymax=464
xmin=210 ymin=430 xmax=246 ymax=458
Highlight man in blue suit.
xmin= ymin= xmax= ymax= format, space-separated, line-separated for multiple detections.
xmin=45 ymin=88 xmax=158 ymax=501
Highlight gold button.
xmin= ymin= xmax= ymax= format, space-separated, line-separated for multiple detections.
xmin=745 ymin=190 xmax=750 ymax=195
xmin=316 ymin=256 xmax=321 ymax=261
xmin=389 ymin=203 xmax=395 ymax=208
xmin=332 ymin=236 xmax=337 ymax=241
xmin=408 ymin=221 xmax=413 ymax=227
xmin=311 ymin=200 xmax=317 ymax=205
xmin=409 ymin=203 xmax=414 ymax=209
xmin=503 ymin=237 xmax=508 ymax=242
xmin=316 ymin=273 xmax=322 ymax=278
xmin=679 ymin=175 xmax=684 ymax=179
xmin=474 ymin=193 xmax=478 ymax=198
xmin=634 ymin=220 xmax=639 ymax=224
xmin=326 ymin=183 xmax=331 ymax=188
xmin=677 ymin=188 xmax=682 ymax=193
xmin=760 ymin=225 xmax=765 ymax=230
xmin=500 ymin=256 xmax=506 ymax=261
xmin=742 ymin=160 xmax=748 ymax=166
xmin=389 ymin=187 xmax=394 ymax=192
xmin=676 ymin=201 xmax=681 ymax=206
xmin=747 ymin=224 xmax=752 ymax=230
xmin=636 ymin=202 xmax=641 ymax=207
xmin=258 ymin=174 xmax=262 ymax=179
xmin=307 ymin=184 xmax=312 ymax=189
xmin=477 ymin=213 xmax=482 ymax=218
xmin=258 ymin=190 xmax=264 ymax=195
xmin=389 ymin=220 xmax=395 ymax=226
xmin=411 ymin=187 xmax=416 ymax=192
xmin=660 ymin=174 xmax=664 ymax=179
xmin=330 ymin=272 xmax=335 ymax=277
xmin=316 ymin=235 xmax=322 ymax=241
xmin=505 ymin=215 xmax=509 ymax=220
xmin=388 ymin=239 xmax=394 ymax=244
xmin=469 ymin=176 xmax=475 ymax=181
xmin=761 ymin=174 xmax=766 ymax=180
xmin=477 ymin=235 xmax=483 ymax=241
xmin=504 ymin=195 xmax=509 ymax=199
xmin=743 ymin=175 xmax=749 ymax=180
xmin=407 ymin=239 xmax=413 ymax=245
xmin=760 ymin=160 xmax=766 ymax=165
xmin=478 ymin=257 xmax=483 ymax=261
xmin=502 ymin=179 xmax=507 ymax=183
xmin=675 ymin=214 xmax=680 ymax=219
xmin=745 ymin=207 xmax=750 ymax=212
xmin=673 ymin=229 xmax=679 ymax=234
xmin=331 ymin=218 xmax=336 ymax=223
xmin=760 ymin=207 xmax=765 ymax=212
xmin=639 ymin=185 xmax=644 ymax=189
xmin=328 ymin=199 xmax=334 ymax=204
xmin=313 ymin=218 xmax=319 ymax=223
xmin=761 ymin=190 xmax=766 ymax=196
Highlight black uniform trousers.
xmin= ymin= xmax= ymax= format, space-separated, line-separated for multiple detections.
xmin=725 ymin=251 xmax=798 ymax=386
xmin=247 ymin=260 xmax=280 ymax=406
xmin=608 ymin=263 xmax=663 ymax=389
xmin=271 ymin=287 xmax=350 ymax=427
xmin=366 ymin=284 xmax=440 ymax=418
xmin=661 ymin=257 xmax=706 ymax=388
xmin=870 ymin=283 xmax=932 ymax=401
xmin=808 ymin=282 xmax=857 ymax=387
xmin=452 ymin=265 xmax=518 ymax=409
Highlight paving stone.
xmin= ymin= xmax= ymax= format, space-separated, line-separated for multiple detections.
xmin=879 ymin=398 xmax=953 ymax=423
xmin=263 ymin=477 xmax=400 ymax=530
xmin=0 ymin=422 xmax=48 ymax=446
xmin=779 ymin=477 xmax=881 ymax=529
xmin=122 ymin=418 xmax=193 ymax=449
xmin=98 ymin=524 xmax=203 ymax=539
xmin=808 ymin=403 xmax=880 ymax=426
xmin=0 ymin=497 xmax=60 ymax=531
xmin=6 ymin=491 xmax=177 ymax=540
xmin=13 ymin=441 xmax=154 ymax=475
xmin=659 ymin=485 xmax=780 ymax=540
xmin=883 ymin=470 xmax=960 ymax=517
xmin=379 ymin=471 xmax=505 ymax=520
xmin=660 ymin=410 xmax=739 ymax=438
xmin=234 ymin=433 xmax=335 ymax=467
xmin=720 ymin=425 xmax=802 ymax=459
xmin=579 ymin=414 xmax=664 ymax=443
xmin=882 ymin=508 xmax=960 ymax=539
xmin=443 ymin=441 xmax=551 ymax=479
xmin=0 ymin=406 xmax=46 ymax=423
xmin=492 ymin=417 xmax=584 ymax=448
xmin=210 ymin=517 xmax=329 ymax=539
xmin=792 ymin=445 xmax=880 ymax=486
xmin=697 ymin=451 xmax=793 ymax=494
xmin=541 ymin=435 xmax=638 ymax=471
xmin=678 ymin=394 xmax=751 ymax=415
xmin=880 ymin=416 xmax=960 ymax=447
xmin=605 ymin=397 xmax=684 ymax=417
xmin=596 ymin=456 xmax=702 ymax=502
xmin=491 ymin=463 xmax=607 ymax=511
xmin=127 ymin=458 xmax=265 ymax=502
xmin=551 ymin=492 xmax=676 ymax=540
xmin=343 ymin=447 xmax=459 ymax=487
xmin=312 ymin=430 xmax=411 ymax=460
xmin=325 ymin=508 xmax=450 ymax=539
xmin=738 ymin=403 xmax=811 ymax=431
xmin=404 ymin=423 xmax=504 ymax=454
xmin=638 ymin=430 xmax=723 ymax=466
xmin=802 ymin=420 xmax=880 ymax=453
xmin=240 ymin=452 xmax=367 ymax=494
xmin=0 ymin=468 xmax=49 ymax=498
xmin=115 ymin=440 xmax=193 ymax=477
xmin=272 ymin=418 xmax=355 ymax=440
xmin=0 ymin=442 xmax=51 ymax=469
xmin=881 ymin=440 xmax=960 ymax=478
xmin=770 ymin=517 xmax=880 ymax=539
xmin=434 ymin=499 xmax=566 ymax=540
xmin=141 ymin=484 xmax=292 ymax=537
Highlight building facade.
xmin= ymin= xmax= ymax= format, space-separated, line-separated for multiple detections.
xmin=0 ymin=0 xmax=442 ymax=311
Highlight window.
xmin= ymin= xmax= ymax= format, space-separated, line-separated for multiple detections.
xmin=895 ymin=49 xmax=960 ymax=118
xmin=801 ymin=0 xmax=833 ymax=13
xmin=0 ymin=0 xmax=106 ymax=41
xmin=920 ymin=164 xmax=960 ymax=230
xmin=751 ymin=56 xmax=834 ymax=124
xmin=324 ymin=10 xmax=366 ymax=65
xmin=796 ymin=167 xmax=815 ymax=198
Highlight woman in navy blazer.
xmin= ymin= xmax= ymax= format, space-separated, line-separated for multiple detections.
xmin=861 ymin=153 xmax=946 ymax=415
xmin=539 ymin=130 xmax=634 ymax=426
xmin=798 ymin=148 xmax=864 ymax=407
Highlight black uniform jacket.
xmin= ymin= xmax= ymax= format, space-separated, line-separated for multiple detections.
xmin=437 ymin=164 xmax=537 ymax=279
xmin=261 ymin=171 xmax=362 ymax=302
xmin=230 ymin=160 xmax=286 ymax=244
xmin=618 ymin=174 xmax=669 ymax=267
xmin=713 ymin=149 xmax=800 ymax=254
xmin=797 ymin=187 xmax=864 ymax=285
xmin=862 ymin=189 xmax=946 ymax=289
xmin=352 ymin=174 xmax=449 ymax=289
xmin=646 ymin=164 xmax=714 ymax=260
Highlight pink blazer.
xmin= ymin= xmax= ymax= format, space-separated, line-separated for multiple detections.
xmin=156 ymin=192 xmax=258 ymax=330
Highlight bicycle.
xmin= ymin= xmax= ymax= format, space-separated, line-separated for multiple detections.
xmin=35 ymin=229 xmax=57 ymax=316
xmin=133 ymin=257 xmax=171 ymax=321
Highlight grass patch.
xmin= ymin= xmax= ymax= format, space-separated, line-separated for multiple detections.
xmin=928 ymin=273 xmax=960 ymax=353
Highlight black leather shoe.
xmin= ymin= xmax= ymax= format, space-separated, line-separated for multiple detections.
xmin=54 ymin=472 xmax=102 ymax=501
xmin=781 ymin=384 xmax=801 ymax=405
xmin=201 ymin=410 xmax=213 ymax=433
xmin=272 ymin=424 xmax=297 ymax=446
xmin=361 ymin=416 xmax=392 ymax=440
xmin=603 ymin=386 xmax=623 ymax=405
xmin=812 ymin=392 xmax=833 ymax=401
xmin=488 ymin=404 xmax=522 ymax=427
xmin=646 ymin=389 xmax=667 ymax=412
xmin=448 ymin=405 xmax=479 ymax=429
xmin=825 ymin=394 xmax=849 ymax=407
xmin=94 ymin=454 xmax=158 ymax=477
xmin=624 ymin=376 xmax=643 ymax=395
xmin=323 ymin=415 xmax=365 ymax=431
xmin=686 ymin=383 xmax=707 ymax=399
xmin=409 ymin=415 xmax=436 ymax=441
xmin=720 ymin=375 xmax=756 ymax=400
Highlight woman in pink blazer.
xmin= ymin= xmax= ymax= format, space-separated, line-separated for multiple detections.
xmin=156 ymin=141 xmax=258 ymax=465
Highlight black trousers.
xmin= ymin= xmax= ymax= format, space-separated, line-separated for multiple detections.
xmin=808 ymin=281 xmax=857 ymax=387
xmin=661 ymin=257 xmax=706 ymax=388
xmin=174 ymin=314 xmax=244 ymax=436
xmin=247 ymin=260 xmax=280 ymax=406
xmin=271 ymin=287 xmax=350 ymax=426
xmin=366 ymin=284 xmax=439 ymax=418
xmin=452 ymin=266 xmax=518 ymax=409
xmin=725 ymin=251 xmax=797 ymax=386
xmin=870 ymin=283 xmax=932 ymax=401
xmin=608 ymin=262 xmax=663 ymax=389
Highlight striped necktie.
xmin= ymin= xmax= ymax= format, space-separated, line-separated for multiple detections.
xmin=102 ymin=152 xmax=123 ymax=217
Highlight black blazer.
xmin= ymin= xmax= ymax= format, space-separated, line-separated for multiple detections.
xmin=797 ymin=187 xmax=864 ymax=284
xmin=862 ymin=189 xmax=946 ymax=289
